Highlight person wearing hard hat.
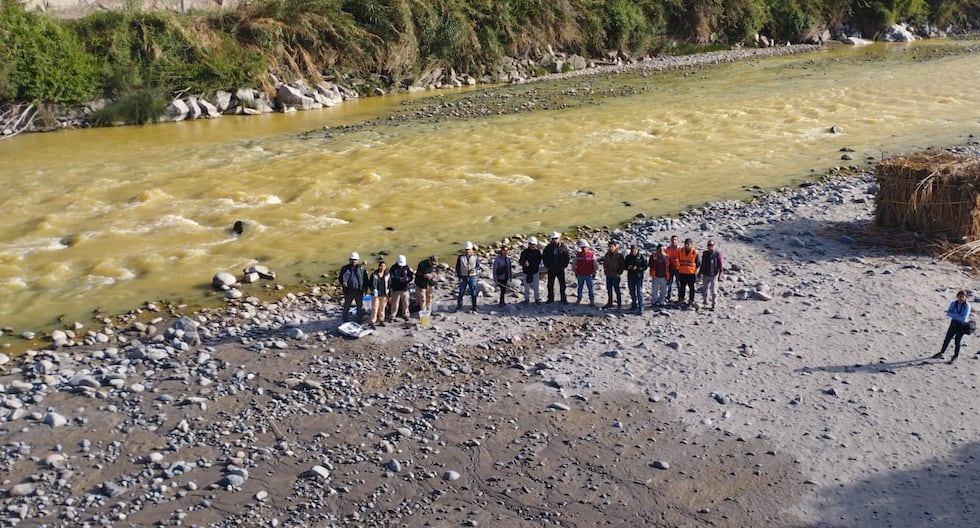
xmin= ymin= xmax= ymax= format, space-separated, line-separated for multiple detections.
xmin=388 ymin=254 xmax=414 ymax=322
xmin=542 ymin=232 xmax=571 ymax=303
xmin=339 ymin=251 xmax=368 ymax=323
xmin=574 ymin=239 xmax=598 ymax=306
xmin=519 ymin=237 xmax=543 ymax=304
xmin=455 ymin=241 xmax=482 ymax=311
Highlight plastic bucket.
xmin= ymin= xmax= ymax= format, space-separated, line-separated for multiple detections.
xmin=362 ymin=294 xmax=372 ymax=313
xmin=419 ymin=310 xmax=431 ymax=326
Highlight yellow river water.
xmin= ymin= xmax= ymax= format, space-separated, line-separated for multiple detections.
xmin=0 ymin=41 xmax=978 ymax=338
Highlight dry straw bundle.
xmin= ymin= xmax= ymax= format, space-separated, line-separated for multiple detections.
xmin=875 ymin=151 xmax=980 ymax=237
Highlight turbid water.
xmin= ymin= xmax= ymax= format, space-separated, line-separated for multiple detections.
xmin=0 ymin=40 xmax=977 ymax=339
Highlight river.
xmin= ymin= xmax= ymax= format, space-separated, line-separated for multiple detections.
xmin=0 ymin=40 xmax=978 ymax=341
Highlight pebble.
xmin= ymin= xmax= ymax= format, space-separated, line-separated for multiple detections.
xmin=443 ymin=470 xmax=461 ymax=481
xmin=548 ymin=402 xmax=571 ymax=411
xmin=651 ymin=460 xmax=670 ymax=470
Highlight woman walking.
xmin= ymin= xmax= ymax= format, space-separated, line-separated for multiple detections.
xmin=933 ymin=290 xmax=972 ymax=364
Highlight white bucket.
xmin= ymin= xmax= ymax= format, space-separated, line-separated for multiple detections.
xmin=419 ymin=310 xmax=431 ymax=326
xmin=362 ymin=294 xmax=372 ymax=313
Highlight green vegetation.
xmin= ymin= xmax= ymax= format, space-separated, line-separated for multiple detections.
xmin=0 ymin=0 xmax=977 ymax=122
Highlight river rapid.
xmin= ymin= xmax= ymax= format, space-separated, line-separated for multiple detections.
xmin=0 ymin=40 xmax=978 ymax=341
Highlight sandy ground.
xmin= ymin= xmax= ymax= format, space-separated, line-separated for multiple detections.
xmin=4 ymin=160 xmax=980 ymax=527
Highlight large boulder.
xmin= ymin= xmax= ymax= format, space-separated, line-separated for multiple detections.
xmin=214 ymin=90 xmax=233 ymax=112
xmin=881 ymin=24 xmax=916 ymax=42
xmin=197 ymin=97 xmax=221 ymax=118
xmin=277 ymin=84 xmax=317 ymax=111
xmin=567 ymin=54 xmax=588 ymax=70
xmin=185 ymin=97 xmax=202 ymax=120
xmin=166 ymin=99 xmax=189 ymax=122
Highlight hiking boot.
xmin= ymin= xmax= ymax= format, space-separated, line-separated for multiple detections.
xmin=931 ymin=352 xmax=945 ymax=360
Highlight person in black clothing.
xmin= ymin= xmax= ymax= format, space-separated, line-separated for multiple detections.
xmin=624 ymin=244 xmax=647 ymax=314
xmin=519 ymin=237 xmax=543 ymax=304
xmin=339 ymin=251 xmax=368 ymax=322
xmin=542 ymin=232 xmax=571 ymax=303
xmin=491 ymin=247 xmax=513 ymax=307
xmin=414 ymin=255 xmax=438 ymax=312
xmin=388 ymin=254 xmax=414 ymax=322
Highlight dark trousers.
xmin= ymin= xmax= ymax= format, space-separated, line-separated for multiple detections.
xmin=496 ymin=280 xmax=508 ymax=305
xmin=605 ymin=276 xmax=622 ymax=307
xmin=667 ymin=271 xmax=678 ymax=300
xmin=627 ymin=275 xmax=644 ymax=309
xmin=343 ymin=288 xmax=364 ymax=322
xmin=677 ymin=274 xmax=696 ymax=304
xmin=547 ymin=269 xmax=567 ymax=302
xmin=941 ymin=321 xmax=967 ymax=358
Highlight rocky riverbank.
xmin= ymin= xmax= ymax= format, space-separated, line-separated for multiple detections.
xmin=3 ymin=140 xmax=980 ymax=527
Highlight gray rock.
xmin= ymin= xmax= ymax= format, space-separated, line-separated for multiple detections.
xmin=166 ymin=98 xmax=189 ymax=122
xmin=305 ymin=465 xmax=331 ymax=480
xmin=101 ymin=481 xmax=126 ymax=497
xmin=443 ymin=470 xmax=461 ymax=481
xmin=43 ymin=411 xmax=68 ymax=427
xmin=220 ymin=474 xmax=246 ymax=488
xmin=548 ymin=402 xmax=571 ymax=411
xmin=9 ymin=482 xmax=35 ymax=497
xmin=212 ymin=272 xmax=237 ymax=289
xmin=651 ymin=460 xmax=670 ymax=470
xmin=386 ymin=459 xmax=402 ymax=472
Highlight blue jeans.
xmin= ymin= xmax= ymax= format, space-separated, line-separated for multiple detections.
xmin=457 ymin=276 xmax=477 ymax=307
xmin=627 ymin=275 xmax=643 ymax=309
xmin=605 ymin=275 xmax=622 ymax=307
xmin=576 ymin=275 xmax=594 ymax=303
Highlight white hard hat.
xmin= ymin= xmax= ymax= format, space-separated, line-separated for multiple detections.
xmin=528 ymin=236 xmax=538 ymax=245
xmin=577 ymin=239 xmax=589 ymax=248
xmin=550 ymin=231 xmax=561 ymax=239
xmin=396 ymin=255 xmax=407 ymax=266
xmin=464 ymin=241 xmax=474 ymax=250
xmin=349 ymin=252 xmax=360 ymax=260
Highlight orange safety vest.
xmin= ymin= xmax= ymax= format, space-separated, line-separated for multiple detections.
xmin=664 ymin=245 xmax=681 ymax=272
xmin=677 ymin=248 xmax=698 ymax=275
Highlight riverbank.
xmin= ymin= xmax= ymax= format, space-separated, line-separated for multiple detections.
xmin=3 ymin=141 xmax=980 ymax=526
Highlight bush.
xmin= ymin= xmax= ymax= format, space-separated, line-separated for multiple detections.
xmin=88 ymin=87 xmax=167 ymax=126
xmin=0 ymin=0 xmax=100 ymax=104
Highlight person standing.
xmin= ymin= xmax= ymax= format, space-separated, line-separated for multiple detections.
xmin=676 ymin=238 xmax=699 ymax=307
xmin=574 ymin=239 xmax=598 ymax=306
xmin=648 ymin=244 xmax=671 ymax=307
xmin=339 ymin=251 xmax=368 ymax=323
xmin=601 ymin=241 xmax=626 ymax=309
xmin=664 ymin=235 xmax=682 ymax=302
xmin=491 ymin=247 xmax=514 ymax=307
xmin=697 ymin=240 xmax=723 ymax=310
xmin=933 ymin=290 xmax=972 ymax=364
xmin=455 ymin=241 xmax=481 ymax=311
xmin=414 ymin=255 xmax=438 ymax=312
xmin=369 ymin=261 xmax=390 ymax=328
xmin=624 ymin=244 xmax=647 ymax=314
xmin=543 ymin=232 xmax=571 ymax=304
xmin=388 ymin=254 xmax=414 ymax=321
xmin=519 ymin=237 xmax=543 ymax=304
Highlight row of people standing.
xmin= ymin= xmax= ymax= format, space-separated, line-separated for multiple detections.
xmin=338 ymin=233 xmax=724 ymax=323
xmin=338 ymin=252 xmax=438 ymax=326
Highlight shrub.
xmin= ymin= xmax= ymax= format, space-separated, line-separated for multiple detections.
xmin=0 ymin=0 xmax=100 ymax=104
xmin=88 ymin=87 xmax=167 ymax=126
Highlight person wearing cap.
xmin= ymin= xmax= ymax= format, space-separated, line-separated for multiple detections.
xmin=624 ymin=244 xmax=648 ymax=313
xmin=542 ymin=232 xmax=571 ymax=303
xmin=339 ymin=251 xmax=368 ymax=323
xmin=491 ymin=246 xmax=514 ymax=307
xmin=574 ymin=239 xmax=598 ymax=306
xmin=648 ymin=244 xmax=671 ymax=307
xmin=369 ymin=261 xmax=390 ymax=328
xmin=414 ymin=255 xmax=439 ymax=312
xmin=601 ymin=241 xmax=626 ymax=309
xmin=676 ymin=238 xmax=699 ymax=307
xmin=455 ymin=241 xmax=482 ymax=311
xmin=697 ymin=240 xmax=723 ymax=310
xmin=664 ymin=235 xmax=682 ymax=302
xmin=519 ymin=237 xmax=543 ymax=304
xmin=388 ymin=254 xmax=414 ymax=322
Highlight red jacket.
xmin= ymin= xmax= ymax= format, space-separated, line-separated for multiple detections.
xmin=575 ymin=250 xmax=597 ymax=276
